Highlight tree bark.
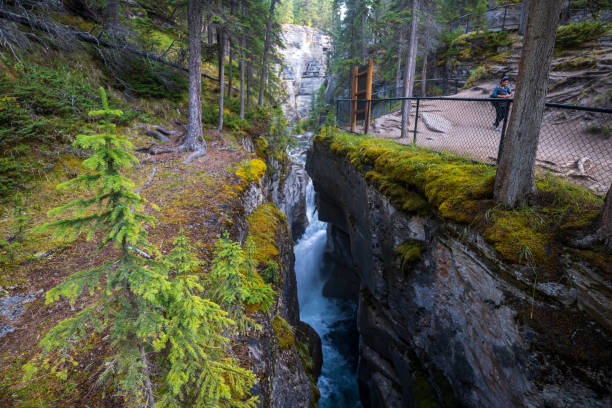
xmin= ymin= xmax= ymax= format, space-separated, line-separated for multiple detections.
xmin=186 ymin=0 xmax=204 ymax=151
xmin=140 ymin=343 xmax=155 ymax=408
xmin=494 ymin=0 xmax=561 ymax=206
xmin=240 ymin=26 xmax=246 ymax=119
xmin=559 ymin=0 xmax=571 ymax=25
xmin=400 ymin=0 xmax=419 ymax=139
xmin=107 ymin=0 xmax=118 ymax=27
xmin=596 ymin=184 xmax=612 ymax=250
xmin=218 ymin=29 xmax=226 ymax=134
xmin=247 ymin=59 xmax=252 ymax=109
xmin=361 ymin=6 xmax=367 ymax=63
xmin=228 ymin=40 xmax=233 ymax=99
xmin=259 ymin=0 xmax=278 ymax=106
xmin=395 ymin=28 xmax=405 ymax=96
xmin=421 ymin=49 xmax=428 ymax=97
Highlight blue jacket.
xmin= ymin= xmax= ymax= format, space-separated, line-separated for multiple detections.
xmin=492 ymin=85 xmax=512 ymax=98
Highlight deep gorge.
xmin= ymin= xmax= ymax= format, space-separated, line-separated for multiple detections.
xmin=303 ymin=131 xmax=612 ymax=408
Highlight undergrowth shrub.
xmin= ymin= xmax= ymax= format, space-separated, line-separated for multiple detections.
xmin=0 ymin=58 xmax=140 ymax=199
xmin=447 ymin=30 xmax=514 ymax=63
xmin=25 ymin=88 xmax=258 ymax=408
xmin=555 ymin=20 xmax=610 ymax=50
xmin=464 ymin=65 xmax=491 ymax=89
xmin=97 ymin=51 xmax=187 ymax=99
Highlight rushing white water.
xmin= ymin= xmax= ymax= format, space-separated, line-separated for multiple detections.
xmin=294 ymin=171 xmax=362 ymax=407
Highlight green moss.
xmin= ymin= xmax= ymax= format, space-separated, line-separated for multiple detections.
xmin=555 ymin=56 xmax=597 ymax=71
xmin=235 ymin=158 xmax=267 ymax=185
xmin=272 ymin=315 xmax=295 ymax=349
xmin=396 ymin=240 xmax=426 ymax=272
xmin=483 ymin=211 xmax=553 ymax=265
xmin=315 ymin=127 xmax=605 ymax=278
xmin=447 ymin=30 xmax=514 ymax=64
xmin=247 ymin=203 xmax=289 ymax=283
xmin=578 ymin=250 xmax=612 ymax=274
xmin=463 ymin=65 xmax=491 ymax=89
xmin=413 ymin=374 xmax=441 ymax=408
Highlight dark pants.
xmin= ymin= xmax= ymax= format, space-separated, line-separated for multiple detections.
xmin=494 ymin=102 xmax=510 ymax=127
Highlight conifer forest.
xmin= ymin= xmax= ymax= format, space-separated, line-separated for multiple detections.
xmin=0 ymin=1 xmax=611 ymax=407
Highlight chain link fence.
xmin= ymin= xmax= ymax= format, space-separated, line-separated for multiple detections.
xmin=336 ymin=97 xmax=612 ymax=195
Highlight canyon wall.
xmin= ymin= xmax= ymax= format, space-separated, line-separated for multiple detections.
xmin=279 ymin=24 xmax=331 ymax=124
xmin=307 ymin=139 xmax=612 ymax=408
xmin=239 ymin=172 xmax=321 ymax=408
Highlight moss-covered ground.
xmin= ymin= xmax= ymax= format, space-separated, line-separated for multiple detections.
xmin=315 ymin=127 xmax=609 ymax=280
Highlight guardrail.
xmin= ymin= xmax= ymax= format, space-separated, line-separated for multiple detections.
xmin=336 ymin=96 xmax=612 ymax=195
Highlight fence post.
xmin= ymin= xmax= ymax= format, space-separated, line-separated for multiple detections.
xmin=413 ymin=98 xmax=420 ymax=145
xmin=335 ymin=99 xmax=339 ymax=127
xmin=496 ymin=102 xmax=511 ymax=163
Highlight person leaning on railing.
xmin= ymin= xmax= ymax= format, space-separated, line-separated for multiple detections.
xmin=491 ymin=76 xmax=513 ymax=131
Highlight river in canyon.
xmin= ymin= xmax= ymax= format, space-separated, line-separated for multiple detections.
xmin=291 ymin=134 xmax=362 ymax=408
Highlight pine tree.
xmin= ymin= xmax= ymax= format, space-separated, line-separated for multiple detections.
xmin=26 ymin=88 xmax=258 ymax=408
xmin=207 ymin=233 xmax=276 ymax=334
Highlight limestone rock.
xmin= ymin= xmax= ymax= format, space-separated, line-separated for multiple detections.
xmin=279 ymin=24 xmax=331 ymax=124
xmin=307 ymin=140 xmax=612 ymax=408
xmin=421 ymin=112 xmax=452 ymax=133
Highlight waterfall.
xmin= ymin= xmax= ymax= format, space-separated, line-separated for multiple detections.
xmin=293 ymin=141 xmax=362 ymax=407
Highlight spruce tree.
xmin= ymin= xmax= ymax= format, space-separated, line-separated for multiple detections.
xmin=26 ymin=88 xmax=258 ymax=408
xmin=207 ymin=233 xmax=275 ymax=334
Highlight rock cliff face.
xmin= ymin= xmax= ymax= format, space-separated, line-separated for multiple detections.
xmin=280 ymin=24 xmax=331 ymax=124
xmin=267 ymin=156 xmax=309 ymax=241
xmin=239 ymin=179 xmax=321 ymax=408
xmin=307 ymin=140 xmax=612 ymax=408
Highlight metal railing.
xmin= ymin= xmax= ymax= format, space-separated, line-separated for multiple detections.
xmin=336 ymin=96 xmax=612 ymax=195
xmin=448 ymin=4 xmax=604 ymax=34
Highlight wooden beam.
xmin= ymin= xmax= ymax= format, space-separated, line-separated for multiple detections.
xmin=351 ymin=65 xmax=358 ymax=132
xmin=364 ymin=58 xmax=374 ymax=134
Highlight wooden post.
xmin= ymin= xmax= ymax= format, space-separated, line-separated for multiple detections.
xmin=364 ymin=58 xmax=373 ymax=134
xmin=350 ymin=65 xmax=358 ymax=132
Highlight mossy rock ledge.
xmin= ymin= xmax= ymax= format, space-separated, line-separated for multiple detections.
xmin=306 ymin=127 xmax=612 ymax=408
xmin=243 ymin=202 xmax=321 ymax=408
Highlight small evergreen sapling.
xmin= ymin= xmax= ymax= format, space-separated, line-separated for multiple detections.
xmin=207 ymin=234 xmax=276 ymax=334
xmin=26 ymin=88 xmax=257 ymax=408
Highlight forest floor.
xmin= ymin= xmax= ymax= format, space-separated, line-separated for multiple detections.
xmin=0 ymin=128 xmax=256 ymax=407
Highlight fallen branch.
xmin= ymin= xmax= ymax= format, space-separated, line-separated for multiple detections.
xmin=136 ymin=167 xmax=157 ymax=196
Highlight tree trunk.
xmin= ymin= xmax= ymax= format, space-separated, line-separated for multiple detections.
xmin=400 ymin=0 xmax=419 ymax=139
xmin=395 ymin=28 xmax=405 ymax=96
xmin=559 ymin=0 xmax=571 ymax=24
xmin=107 ymin=0 xmax=118 ymax=27
xmin=596 ymin=184 xmax=612 ymax=248
xmin=247 ymin=59 xmax=252 ymax=109
xmin=361 ymin=6 xmax=367 ymax=63
xmin=494 ymin=0 xmax=562 ymax=206
xmin=228 ymin=41 xmax=233 ymax=99
xmin=518 ymin=0 xmax=530 ymax=36
xmin=140 ymin=343 xmax=155 ymax=408
xmin=259 ymin=0 xmax=278 ymax=106
xmin=208 ymin=24 xmax=214 ymax=45
xmin=218 ymin=29 xmax=226 ymax=134
xmin=186 ymin=0 xmax=204 ymax=150
xmin=421 ymin=49 xmax=428 ymax=96
xmin=240 ymin=30 xmax=246 ymax=119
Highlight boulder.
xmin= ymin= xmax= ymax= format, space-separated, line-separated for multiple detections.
xmin=421 ymin=112 xmax=452 ymax=133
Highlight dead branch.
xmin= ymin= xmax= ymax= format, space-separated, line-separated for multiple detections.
xmin=0 ymin=8 xmax=218 ymax=81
